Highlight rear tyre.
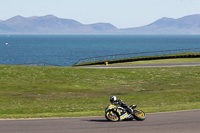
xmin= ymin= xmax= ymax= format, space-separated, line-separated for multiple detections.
xmin=105 ymin=110 xmax=120 ymax=122
xmin=133 ymin=109 xmax=146 ymax=121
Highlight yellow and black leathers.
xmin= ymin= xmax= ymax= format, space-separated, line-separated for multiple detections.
xmin=111 ymin=99 xmax=133 ymax=114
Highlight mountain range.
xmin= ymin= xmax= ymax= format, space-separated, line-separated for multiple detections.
xmin=1 ymin=14 xmax=200 ymax=34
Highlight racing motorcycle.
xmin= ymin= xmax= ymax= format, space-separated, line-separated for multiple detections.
xmin=105 ymin=104 xmax=146 ymax=122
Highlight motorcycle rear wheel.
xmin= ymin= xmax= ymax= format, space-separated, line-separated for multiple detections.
xmin=105 ymin=110 xmax=120 ymax=122
xmin=133 ymin=109 xmax=146 ymax=121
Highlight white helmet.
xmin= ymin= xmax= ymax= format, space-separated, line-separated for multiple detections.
xmin=110 ymin=96 xmax=117 ymax=103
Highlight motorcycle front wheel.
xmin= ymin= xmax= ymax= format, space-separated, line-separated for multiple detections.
xmin=133 ymin=109 xmax=146 ymax=121
xmin=105 ymin=110 xmax=120 ymax=122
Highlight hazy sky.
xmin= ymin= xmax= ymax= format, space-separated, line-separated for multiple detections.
xmin=1 ymin=0 xmax=200 ymax=28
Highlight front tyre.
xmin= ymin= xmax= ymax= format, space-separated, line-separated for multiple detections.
xmin=105 ymin=110 xmax=120 ymax=122
xmin=133 ymin=109 xmax=146 ymax=121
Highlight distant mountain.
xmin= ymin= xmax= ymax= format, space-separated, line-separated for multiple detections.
xmin=1 ymin=14 xmax=200 ymax=34
xmin=0 ymin=15 xmax=117 ymax=34
xmin=120 ymin=14 xmax=200 ymax=34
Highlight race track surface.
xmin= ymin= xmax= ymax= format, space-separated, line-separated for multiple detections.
xmin=0 ymin=109 xmax=200 ymax=133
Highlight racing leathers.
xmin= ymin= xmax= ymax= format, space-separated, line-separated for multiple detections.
xmin=111 ymin=99 xmax=133 ymax=114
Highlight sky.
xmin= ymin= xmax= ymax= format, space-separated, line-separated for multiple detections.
xmin=1 ymin=0 xmax=200 ymax=28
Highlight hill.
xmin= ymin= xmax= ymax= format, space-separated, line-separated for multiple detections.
xmin=0 ymin=15 xmax=117 ymax=34
xmin=120 ymin=14 xmax=200 ymax=34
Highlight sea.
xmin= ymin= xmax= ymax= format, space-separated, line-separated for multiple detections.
xmin=0 ymin=35 xmax=200 ymax=66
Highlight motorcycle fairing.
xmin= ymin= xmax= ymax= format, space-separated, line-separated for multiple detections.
xmin=106 ymin=104 xmax=134 ymax=121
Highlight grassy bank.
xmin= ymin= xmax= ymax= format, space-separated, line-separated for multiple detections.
xmin=107 ymin=58 xmax=200 ymax=66
xmin=75 ymin=52 xmax=200 ymax=66
xmin=0 ymin=65 xmax=200 ymax=118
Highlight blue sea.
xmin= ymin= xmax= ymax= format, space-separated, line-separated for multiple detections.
xmin=0 ymin=35 xmax=200 ymax=66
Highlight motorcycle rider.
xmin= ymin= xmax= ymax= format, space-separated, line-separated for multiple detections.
xmin=109 ymin=96 xmax=133 ymax=114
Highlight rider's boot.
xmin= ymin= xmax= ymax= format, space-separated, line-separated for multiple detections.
xmin=127 ymin=107 xmax=134 ymax=114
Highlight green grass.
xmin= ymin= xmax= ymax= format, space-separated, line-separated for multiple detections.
xmin=0 ymin=65 xmax=200 ymax=118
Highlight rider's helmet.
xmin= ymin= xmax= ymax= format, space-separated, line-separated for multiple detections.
xmin=110 ymin=96 xmax=117 ymax=103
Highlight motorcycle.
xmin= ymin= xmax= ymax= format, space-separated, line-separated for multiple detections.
xmin=105 ymin=104 xmax=146 ymax=122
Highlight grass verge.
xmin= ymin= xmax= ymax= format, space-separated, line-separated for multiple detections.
xmin=0 ymin=65 xmax=200 ymax=118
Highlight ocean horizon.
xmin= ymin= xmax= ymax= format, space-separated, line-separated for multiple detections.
xmin=0 ymin=35 xmax=200 ymax=66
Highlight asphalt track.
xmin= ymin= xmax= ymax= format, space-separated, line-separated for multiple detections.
xmin=0 ymin=109 xmax=200 ymax=133
xmin=81 ymin=62 xmax=200 ymax=68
